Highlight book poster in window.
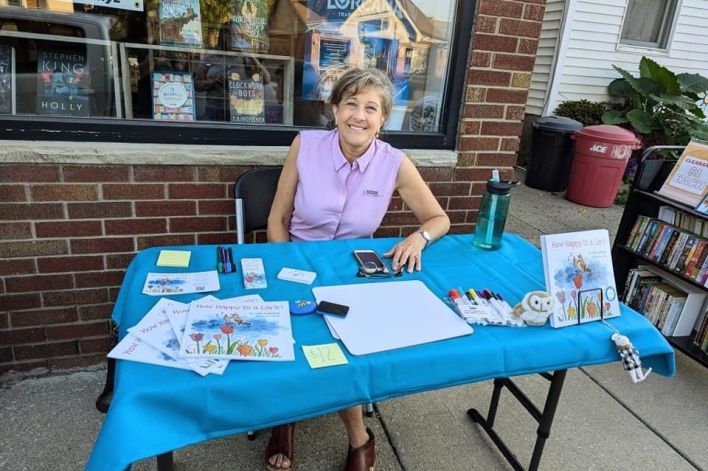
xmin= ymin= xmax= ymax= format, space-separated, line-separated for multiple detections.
xmin=230 ymin=0 xmax=275 ymax=52
xmin=657 ymin=140 xmax=708 ymax=208
xmin=159 ymin=0 xmax=203 ymax=47
xmin=36 ymin=49 xmax=90 ymax=117
xmin=0 ymin=45 xmax=15 ymax=115
xmin=152 ymin=71 xmax=195 ymax=121
xmin=228 ymin=70 xmax=265 ymax=124
xmin=302 ymin=35 xmax=351 ymax=102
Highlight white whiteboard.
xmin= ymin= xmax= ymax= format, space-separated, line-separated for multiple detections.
xmin=312 ymin=280 xmax=473 ymax=355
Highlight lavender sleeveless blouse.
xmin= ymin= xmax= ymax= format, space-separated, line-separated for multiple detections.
xmin=289 ymin=129 xmax=404 ymax=241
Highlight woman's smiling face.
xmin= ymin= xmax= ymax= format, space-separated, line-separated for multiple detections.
xmin=332 ymin=85 xmax=386 ymax=158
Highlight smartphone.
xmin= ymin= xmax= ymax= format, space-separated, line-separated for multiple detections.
xmin=353 ymin=250 xmax=388 ymax=274
xmin=317 ymin=300 xmax=350 ymax=317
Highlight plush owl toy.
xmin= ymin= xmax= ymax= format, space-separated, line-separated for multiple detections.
xmin=512 ymin=291 xmax=556 ymax=326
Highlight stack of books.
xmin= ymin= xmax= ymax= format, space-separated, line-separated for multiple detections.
xmin=692 ymin=315 xmax=708 ymax=353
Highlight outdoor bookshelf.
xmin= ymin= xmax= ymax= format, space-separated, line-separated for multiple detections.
xmin=612 ymin=149 xmax=708 ymax=367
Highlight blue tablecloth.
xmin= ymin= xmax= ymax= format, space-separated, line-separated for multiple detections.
xmin=85 ymin=234 xmax=675 ymax=471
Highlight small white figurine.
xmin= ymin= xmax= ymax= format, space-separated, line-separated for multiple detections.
xmin=611 ymin=333 xmax=652 ymax=383
xmin=512 ymin=291 xmax=555 ymax=326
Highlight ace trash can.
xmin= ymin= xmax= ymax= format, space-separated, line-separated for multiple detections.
xmin=525 ymin=116 xmax=583 ymax=192
xmin=565 ymin=125 xmax=641 ymax=208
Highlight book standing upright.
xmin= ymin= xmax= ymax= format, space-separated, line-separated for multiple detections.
xmin=151 ymin=71 xmax=195 ymax=121
xmin=0 ymin=45 xmax=15 ymax=115
xmin=36 ymin=48 xmax=90 ymax=117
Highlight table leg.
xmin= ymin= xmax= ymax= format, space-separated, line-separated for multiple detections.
xmin=157 ymin=452 xmax=174 ymax=471
xmin=95 ymin=320 xmax=119 ymax=413
xmin=467 ymin=369 xmax=567 ymax=471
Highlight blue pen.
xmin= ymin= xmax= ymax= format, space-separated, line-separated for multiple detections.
xmin=221 ymin=246 xmax=231 ymax=273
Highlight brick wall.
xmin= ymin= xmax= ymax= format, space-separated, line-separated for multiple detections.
xmin=0 ymin=0 xmax=546 ymax=374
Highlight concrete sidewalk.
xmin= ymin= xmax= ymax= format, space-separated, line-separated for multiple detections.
xmin=1 ymin=173 xmax=706 ymax=471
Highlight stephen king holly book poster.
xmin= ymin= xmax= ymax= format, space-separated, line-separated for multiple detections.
xmin=36 ymin=49 xmax=90 ymax=117
xmin=541 ymin=229 xmax=621 ymax=328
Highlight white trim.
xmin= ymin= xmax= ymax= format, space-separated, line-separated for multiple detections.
xmin=543 ymin=0 xmax=578 ymax=116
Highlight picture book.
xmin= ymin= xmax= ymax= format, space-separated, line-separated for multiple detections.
xmin=228 ymin=71 xmax=265 ymax=124
xmin=108 ymin=333 xmax=193 ymax=371
xmin=151 ymin=71 xmax=195 ymax=121
xmin=179 ymin=299 xmax=293 ymax=361
xmin=230 ymin=0 xmax=275 ymax=52
xmin=657 ymin=140 xmax=708 ymax=208
xmin=0 ymin=45 xmax=15 ymax=115
xmin=541 ymin=229 xmax=621 ymax=328
xmin=142 ymin=270 xmax=219 ymax=296
xmin=36 ymin=48 xmax=90 ymax=117
xmin=159 ymin=0 xmax=203 ymax=47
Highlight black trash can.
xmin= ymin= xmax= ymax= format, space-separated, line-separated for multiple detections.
xmin=525 ymin=116 xmax=583 ymax=192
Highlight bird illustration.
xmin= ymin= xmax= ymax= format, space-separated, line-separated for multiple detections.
xmin=223 ymin=313 xmax=251 ymax=326
xmin=573 ymin=254 xmax=592 ymax=273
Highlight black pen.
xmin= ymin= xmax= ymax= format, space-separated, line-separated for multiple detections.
xmin=217 ymin=246 xmax=223 ymax=273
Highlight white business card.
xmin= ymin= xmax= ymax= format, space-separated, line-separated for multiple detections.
xmin=277 ymin=267 xmax=317 ymax=285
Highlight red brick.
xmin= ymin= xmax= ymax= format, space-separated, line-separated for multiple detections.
xmin=479 ymin=0 xmax=524 ymax=18
xmin=80 ymin=337 xmax=112 ymax=354
xmin=137 ymin=234 xmax=195 ymax=250
xmin=31 ymin=184 xmax=98 ymax=201
xmin=458 ymin=136 xmax=500 ymax=152
xmin=505 ymin=106 xmax=526 ymax=121
xmin=471 ymin=51 xmax=492 ymax=68
xmin=481 ymin=121 xmax=524 ymax=136
xmin=134 ymin=166 xmax=195 ymax=182
xmin=469 ymin=70 xmax=511 ymax=87
xmin=75 ymin=270 xmax=125 ymax=288
xmin=79 ymin=304 xmax=114 ymax=321
xmin=0 ymin=346 xmax=11 ymax=362
xmin=374 ymin=227 xmax=401 ymax=238
xmin=49 ymin=354 xmax=105 ymax=370
xmin=476 ymin=152 xmax=518 ymax=167
xmin=14 ymin=341 xmax=80 ymax=360
xmin=518 ymin=38 xmax=539 ymax=55
xmin=463 ymin=104 xmax=505 ymax=119
xmin=524 ymin=4 xmax=546 ymax=21
xmin=0 ymin=313 xmax=8 ymax=329
xmin=0 ymin=259 xmax=35 ymax=276
xmin=38 ymin=255 xmax=104 ymax=273
xmin=0 ymin=326 xmax=45 ymax=345
xmin=501 ymin=138 xmax=521 ymax=152
xmin=106 ymin=253 xmax=136 ymax=270
xmin=35 ymin=220 xmax=103 ymax=238
xmin=169 ymin=183 xmax=227 ymax=199
xmin=486 ymin=88 xmax=529 ymax=104
xmin=457 ymin=152 xmax=476 ymax=167
xmin=197 ymin=166 xmax=250 ymax=183
xmin=418 ymin=168 xmax=454 ymax=182
xmin=197 ymin=232 xmax=235 ymax=245
xmin=11 ymin=308 xmax=78 ymax=327
xmin=105 ymin=218 xmax=167 ymax=235
xmin=447 ymin=211 xmax=468 ymax=224
xmin=136 ymin=200 xmax=196 ymax=217
xmin=455 ymin=167 xmax=497 ymax=182
xmin=5 ymin=274 xmax=74 ymax=293
xmin=0 ymin=222 xmax=32 ymax=239
xmin=493 ymin=54 xmax=536 ymax=72
xmin=63 ymin=166 xmax=130 ymax=182
xmin=459 ymin=121 xmax=482 ymax=135
xmin=388 ymin=197 xmax=403 ymax=211
xmin=68 ymin=202 xmax=132 ymax=219
xmin=499 ymin=18 xmax=543 ymax=38
xmin=199 ymin=199 xmax=233 ymax=215
xmin=449 ymin=196 xmax=482 ymax=211
xmin=449 ymin=224 xmax=476 ymax=235
xmin=0 ymin=185 xmax=27 ymax=202
xmin=476 ymin=15 xmax=498 ymax=33
xmin=0 ymin=165 xmax=60 ymax=182
xmin=43 ymin=288 xmax=108 ymax=307
xmin=474 ymin=34 xmax=518 ymax=53
xmin=170 ymin=216 xmax=227 ymax=233
xmin=0 ymin=203 xmax=64 ymax=220
xmin=46 ymin=321 xmax=108 ymax=340
xmin=428 ymin=182 xmax=472 ymax=196
xmin=70 ymin=237 xmax=135 ymax=254
xmin=381 ymin=212 xmax=419 ymax=226
xmin=103 ymin=184 xmax=165 ymax=200
xmin=0 ymin=293 xmax=41 ymax=310
xmin=0 ymin=240 xmax=68 ymax=258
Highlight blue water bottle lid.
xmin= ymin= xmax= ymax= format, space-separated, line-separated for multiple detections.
xmin=289 ymin=300 xmax=317 ymax=315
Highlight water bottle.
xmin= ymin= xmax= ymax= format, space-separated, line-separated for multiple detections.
xmin=473 ymin=170 xmax=520 ymax=250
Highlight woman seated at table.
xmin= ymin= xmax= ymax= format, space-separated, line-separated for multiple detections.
xmin=266 ymin=68 xmax=450 ymax=471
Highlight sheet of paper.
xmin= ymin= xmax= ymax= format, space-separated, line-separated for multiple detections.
xmin=277 ymin=267 xmax=317 ymax=285
xmin=156 ymin=250 xmax=191 ymax=268
xmin=302 ymin=343 xmax=348 ymax=368
xmin=142 ymin=270 xmax=219 ymax=296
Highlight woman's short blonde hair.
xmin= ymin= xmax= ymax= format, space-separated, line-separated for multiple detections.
xmin=327 ymin=68 xmax=393 ymax=121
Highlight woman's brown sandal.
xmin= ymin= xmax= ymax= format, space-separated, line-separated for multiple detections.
xmin=264 ymin=423 xmax=295 ymax=470
xmin=344 ymin=427 xmax=375 ymax=471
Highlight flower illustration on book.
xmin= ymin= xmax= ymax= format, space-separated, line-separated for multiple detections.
xmin=237 ymin=344 xmax=253 ymax=356
xmin=190 ymin=332 xmax=204 ymax=352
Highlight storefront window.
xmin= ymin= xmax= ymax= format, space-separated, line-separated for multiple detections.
xmin=0 ymin=0 xmax=465 ymax=144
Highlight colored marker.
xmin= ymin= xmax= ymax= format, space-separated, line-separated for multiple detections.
xmin=467 ymin=289 xmax=480 ymax=305
xmin=227 ymin=247 xmax=235 ymax=273
xmin=495 ymin=292 xmax=513 ymax=312
xmin=216 ymin=246 xmax=223 ymax=273
xmin=221 ymin=246 xmax=230 ymax=273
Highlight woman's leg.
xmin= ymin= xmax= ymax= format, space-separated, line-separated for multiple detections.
xmin=338 ymin=406 xmax=370 ymax=448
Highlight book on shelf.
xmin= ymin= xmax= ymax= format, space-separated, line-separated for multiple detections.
xmin=227 ymin=70 xmax=265 ymax=124
xmin=159 ymin=0 xmax=203 ymax=47
xmin=230 ymin=0 xmax=276 ymax=52
xmin=36 ymin=48 xmax=90 ymax=117
xmin=657 ymin=140 xmax=708 ymax=208
xmin=0 ymin=44 xmax=15 ymax=115
xmin=151 ymin=71 xmax=195 ymax=121
xmin=541 ymin=229 xmax=620 ymax=328
xmin=693 ymin=313 xmax=708 ymax=350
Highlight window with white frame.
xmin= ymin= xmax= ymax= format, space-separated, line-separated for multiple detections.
xmin=620 ymin=0 xmax=678 ymax=49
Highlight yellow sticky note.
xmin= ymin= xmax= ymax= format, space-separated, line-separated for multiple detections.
xmin=156 ymin=250 xmax=191 ymax=268
xmin=302 ymin=343 xmax=348 ymax=369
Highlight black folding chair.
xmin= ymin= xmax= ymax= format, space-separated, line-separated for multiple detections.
xmin=234 ymin=167 xmax=283 ymax=244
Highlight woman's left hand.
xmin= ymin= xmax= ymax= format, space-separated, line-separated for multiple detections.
xmin=383 ymin=234 xmax=427 ymax=273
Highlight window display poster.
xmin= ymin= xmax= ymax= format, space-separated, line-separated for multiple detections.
xmin=0 ymin=45 xmax=15 ymax=115
xmin=230 ymin=0 xmax=276 ymax=52
xmin=36 ymin=49 xmax=90 ymax=117
xmin=152 ymin=71 xmax=195 ymax=121
xmin=228 ymin=70 xmax=265 ymax=124
xmin=159 ymin=0 xmax=203 ymax=47
xmin=302 ymin=34 xmax=351 ymax=102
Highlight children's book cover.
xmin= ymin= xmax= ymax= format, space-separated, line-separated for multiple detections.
xmin=151 ymin=71 xmax=195 ymax=121
xmin=179 ymin=299 xmax=293 ymax=361
xmin=159 ymin=0 xmax=203 ymax=47
xmin=541 ymin=229 xmax=621 ymax=328
xmin=0 ymin=45 xmax=15 ymax=115
xmin=657 ymin=140 xmax=708 ymax=208
xmin=230 ymin=0 xmax=275 ymax=52
xmin=142 ymin=270 xmax=219 ymax=296
xmin=36 ymin=48 xmax=90 ymax=117
xmin=228 ymin=70 xmax=265 ymax=124
xmin=108 ymin=333 xmax=193 ymax=371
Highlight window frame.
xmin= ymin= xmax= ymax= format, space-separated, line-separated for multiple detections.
xmin=618 ymin=0 xmax=679 ymax=50
xmin=0 ymin=1 xmax=475 ymax=150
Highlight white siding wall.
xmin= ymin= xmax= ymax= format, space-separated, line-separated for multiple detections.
xmin=537 ymin=0 xmax=708 ymax=116
xmin=526 ymin=0 xmax=566 ymax=115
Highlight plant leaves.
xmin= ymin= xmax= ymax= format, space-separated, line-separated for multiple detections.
xmin=650 ymin=93 xmax=702 ymax=111
xmin=626 ymin=109 xmax=654 ymax=134
xmin=639 ymin=57 xmax=680 ymax=95
xmin=613 ymin=65 xmax=662 ymax=97
xmin=677 ymin=73 xmax=708 ymax=94
xmin=601 ymin=110 xmax=628 ymax=125
xmin=688 ymin=122 xmax=708 ymax=141
xmin=608 ymin=78 xmax=634 ymax=98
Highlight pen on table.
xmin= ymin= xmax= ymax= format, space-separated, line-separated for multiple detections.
xmin=221 ymin=246 xmax=230 ymax=273
xmin=227 ymin=247 xmax=235 ymax=273
xmin=216 ymin=246 xmax=223 ymax=273
xmin=495 ymin=291 xmax=513 ymax=312
xmin=467 ymin=289 xmax=480 ymax=305
xmin=457 ymin=287 xmax=472 ymax=304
